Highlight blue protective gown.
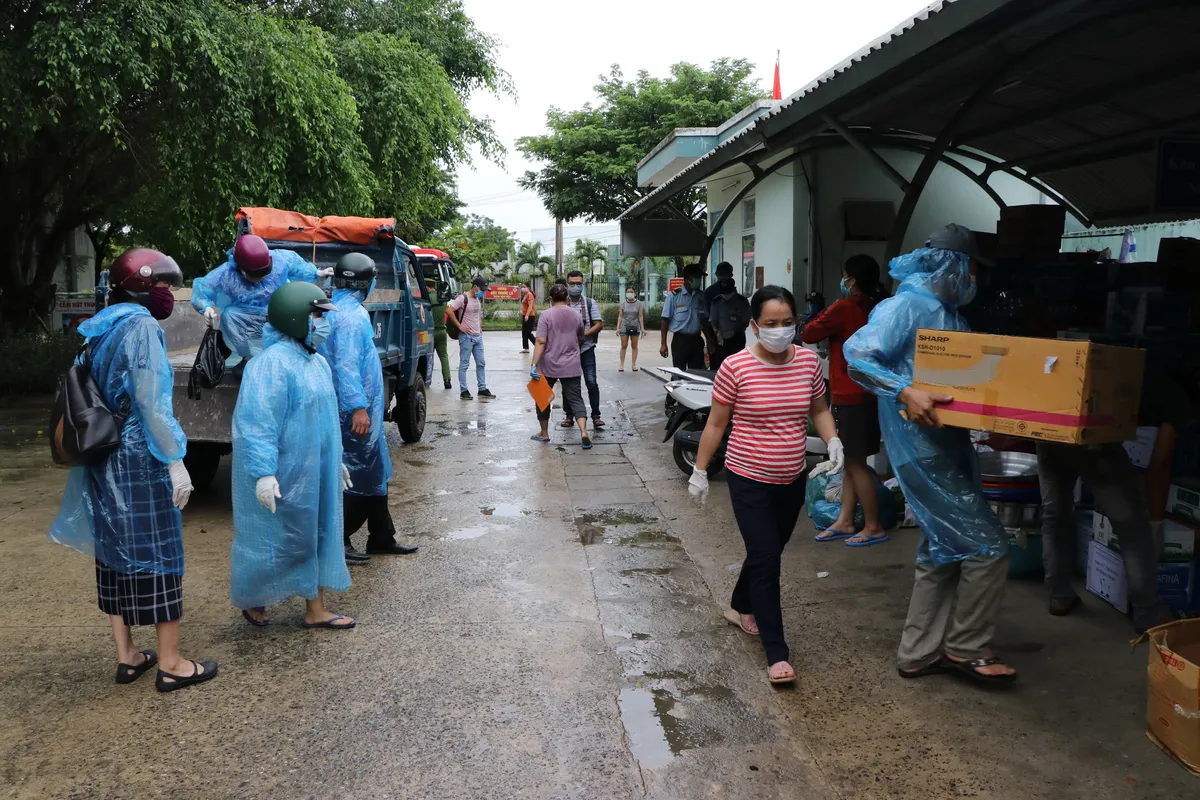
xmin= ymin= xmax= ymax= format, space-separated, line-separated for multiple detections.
xmin=317 ymin=287 xmax=393 ymax=497
xmin=843 ymin=248 xmax=1008 ymax=568
xmin=49 ymin=304 xmax=188 ymax=575
xmin=190 ymin=249 xmax=318 ymax=359
xmin=229 ymin=324 xmax=350 ymax=608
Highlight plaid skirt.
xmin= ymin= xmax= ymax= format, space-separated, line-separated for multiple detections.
xmin=96 ymin=560 xmax=182 ymax=626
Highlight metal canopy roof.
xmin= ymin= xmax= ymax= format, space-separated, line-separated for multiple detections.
xmin=620 ymin=0 xmax=1200 ymax=229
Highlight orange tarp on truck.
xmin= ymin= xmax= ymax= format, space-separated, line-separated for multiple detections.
xmin=236 ymin=207 xmax=394 ymax=245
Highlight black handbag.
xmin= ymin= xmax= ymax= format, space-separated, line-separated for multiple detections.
xmin=187 ymin=328 xmax=232 ymax=400
xmin=49 ymin=345 xmax=123 ymax=466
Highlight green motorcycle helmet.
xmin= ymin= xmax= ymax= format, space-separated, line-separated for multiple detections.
xmin=333 ymin=251 xmax=378 ymax=291
xmin=267 ymin=281 xmax=336 ymax=340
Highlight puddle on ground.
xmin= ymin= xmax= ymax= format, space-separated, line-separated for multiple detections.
xmin=574 ymin=510 xmax=660 ymax=546
xmin=444 ymin=526 xmax=493 ymax=540
xmin=617 ymin=680 xmax=725 ymax=771
xmin=404 ymin=460 xmax=432 ymax=468
xmin=480 ymin=503 xmax=535 ymax=518
xmin=619 ymin=567 xmax=674 ymax=577
xmin=488 ymin=474 xmax=518 ymax=484
xmin=617 ymin=530 xmax=681 ymax=547
xmin=486 ymin=458 xmax=531 ymax=470
xmin=608 ymin=630 xmax=652 ymax=641
xmin=576 ymin=519 xmax=607 ymax=545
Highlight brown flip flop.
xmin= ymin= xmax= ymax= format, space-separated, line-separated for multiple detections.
xmin=723 ymin=610 xmax=759 ymax=636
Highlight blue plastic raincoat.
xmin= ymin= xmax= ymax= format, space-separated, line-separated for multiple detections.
xmin=49 ymin=304 xmax=188 ymax=575
xmin=230 ymin=324 xmax=349 ymax=609
xmin=843 ymin=248 xmax=1008 ymax=567
xmin=318 ymin=287 xmax=393 ymax=497
xmin=190 ymin=249 xmax=318 ymax=359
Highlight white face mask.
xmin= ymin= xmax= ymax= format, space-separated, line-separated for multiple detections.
xmin=754 ymin=323 xmax=796 ymax=354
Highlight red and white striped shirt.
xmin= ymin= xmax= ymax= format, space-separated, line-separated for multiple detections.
xmin=711 ymin=345 xmax=826 ymax=484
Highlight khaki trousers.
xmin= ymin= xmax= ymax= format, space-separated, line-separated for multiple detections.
xmin=896 ymin=552 xmax=1009 ymax=670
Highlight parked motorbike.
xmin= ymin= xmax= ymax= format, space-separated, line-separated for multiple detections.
xmin=662 ymin=375 xmax=728 ymax=476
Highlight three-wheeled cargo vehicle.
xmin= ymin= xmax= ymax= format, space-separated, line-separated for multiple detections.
xmin=172 ymin=208 xmax=435 ymax=489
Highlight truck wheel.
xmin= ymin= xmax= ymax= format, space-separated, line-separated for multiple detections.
xmin=672 ymin=437 xmax=723 ymax=477
xmin=395 ymin=373 xmax=427 ymax=443
xmin=183 ymin=445 xmax=223 ymax=491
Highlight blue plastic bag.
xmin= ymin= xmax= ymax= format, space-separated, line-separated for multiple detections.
xmin=843 ymin=248 xmax=1007 ymax=567
xmin=805 ymin=468 xmax=898 ymax=531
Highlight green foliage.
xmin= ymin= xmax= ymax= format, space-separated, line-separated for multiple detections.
xmin=570 ymin=238 xmax=610 ymax=275
xmin=0 ymin=330 xmax=82 ymax=396
xmin=600 ymin=302 xmax=662 ymax=328
xmin=517 ymin=60 xmax=764 ymax=223
xmin=426 ymin=214 xmax=516 ymax=283
xmin=514 ymin=242 xmax=554 ymax=278
xmin=1 ymin=0 xmax=505 ymax=329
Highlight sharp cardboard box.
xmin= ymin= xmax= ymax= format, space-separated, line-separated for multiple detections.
xmin=1143 ymin=619 xmax=1200 ymax=776
xmin=911 ymin=331 xmax=1145 ymax=444
xmin=1123 ymin=426 xmax=1159 ymax=469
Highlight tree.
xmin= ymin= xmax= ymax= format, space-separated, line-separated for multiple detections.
xmin=514 ymin=242 xmax=553 ymax=278
xmin=426 ymin=214 xmax=515 ymax=283
xmin=570 ymin=239 xmax=610 ymax=276
xmin=0 ymin=1 xmax=505 ymax=329
xmin=516 ymin=60 xmax=764 ymax=224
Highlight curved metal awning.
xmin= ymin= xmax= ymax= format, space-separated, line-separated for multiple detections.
xmin=620 ymin=0 xmax=1200 ymax=234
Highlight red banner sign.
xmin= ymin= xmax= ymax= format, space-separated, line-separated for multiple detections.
xmin=667 ymin=277 xmax=685 ymax=294
xmin=485 ymin=285 xmax=521 ymax=301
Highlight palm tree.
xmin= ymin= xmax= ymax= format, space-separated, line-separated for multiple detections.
xmin=571 ymin=238 xmax=609 ymax=276
xmin=515 ymin=241 xmax=554 ymax=278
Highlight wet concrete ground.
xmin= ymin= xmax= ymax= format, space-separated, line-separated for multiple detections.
xmin=1 ymin=332 xmax=1194 ymax=798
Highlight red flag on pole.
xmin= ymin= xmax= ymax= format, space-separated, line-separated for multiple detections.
xmin=772 ymin=51 xmax=782 ymax=100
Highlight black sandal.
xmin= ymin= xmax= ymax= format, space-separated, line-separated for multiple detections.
xmin=155 ymin=659 xmax=219 ymax=693
xmin=946 ymin=656 xmax=1018 ymax=685
xmin=898 ymin=657 xmax=948 ymax=679
xmin=115 ymin=650 xmax=158 ymax=685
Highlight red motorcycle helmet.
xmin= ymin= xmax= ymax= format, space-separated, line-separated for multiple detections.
xmin=110 ymin=248 xmax=184 ymax=294
xmin=233 ymin=234 xmax=272 ymax=274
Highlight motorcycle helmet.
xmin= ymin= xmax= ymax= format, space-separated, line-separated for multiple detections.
xmin=267 ymin=281 xmax=336 ymax=340
xmin=333 ymin=251 xmax=378 ymax=291
xmin=109 ymin=247 xmax=184 ymax=305
xmin=233 ymin=234 xmax=272 ymax=275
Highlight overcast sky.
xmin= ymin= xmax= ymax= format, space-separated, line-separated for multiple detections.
xmin=455 ymin=0 xmax=936 ymax=242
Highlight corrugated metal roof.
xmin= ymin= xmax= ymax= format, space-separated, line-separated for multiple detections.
xmin=621 ymin=0 xmax=1200 ymax=229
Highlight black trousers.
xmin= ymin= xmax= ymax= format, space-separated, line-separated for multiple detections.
xmin=671 ymin=332 xmax=706 ymax=370
xmin=521 ymin=316 xmax=537 ymax=350
xmin=727 ymin=470 xmax=807 ymax=665
xmin=712 ymin=331 xmax=747 ymax=371
xmin=343 ymin=493 xmax=396 ymax=548
xmin=539 ymin=376 xmax=584 ymax=421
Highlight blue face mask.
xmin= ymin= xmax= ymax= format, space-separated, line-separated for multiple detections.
xmin=475 ymin=290 xmax=485 ymax=300
xmin=840 ymin=278 xmax=852 ymax=298
xmin=307 ymin=315 xmax=332 ymax=349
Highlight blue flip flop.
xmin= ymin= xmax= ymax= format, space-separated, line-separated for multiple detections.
xmin=814 ymin=530 xmax=854 ymax=542
xmin=530 ymin=434 xmax=550 ymax=442
xmin=302 ymin=614 xmax=357 ymax=630
xmin=581 ymin=437 xmax=593 ymax=450
xmin=846 ymin=534 xmax=890 ymax=547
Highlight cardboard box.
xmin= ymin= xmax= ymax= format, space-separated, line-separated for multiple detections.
xmin=1168 ymin=482 xmax=1200 ymax=522
xmin=1091 ymin=513 xmax=1195 ymax=562
xmin=1087 ymin=539 xmax=1130 ymax=613
xmin=1157 ymin=561 xmax=1198 ymax=612
xmin=1143 ymin=619 xmax=1200 ymax=776
xmin=911 ymin=331 xmax=1146 ymax=444
xmin=1124 ymin=426 xmax=1159 ymax=469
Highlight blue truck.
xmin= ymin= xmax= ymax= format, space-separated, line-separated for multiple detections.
xmin=170 ymin=214 xmax=435 ymax=489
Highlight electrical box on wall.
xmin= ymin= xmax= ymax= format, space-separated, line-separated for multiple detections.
xmin=843 ymin=200 xmax=895 ymax=242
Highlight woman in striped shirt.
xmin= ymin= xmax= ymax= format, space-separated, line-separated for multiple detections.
xmin=689 ymin=285 xmax=843 ymax=685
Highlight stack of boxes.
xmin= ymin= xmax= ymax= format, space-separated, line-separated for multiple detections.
xmin=1083 ymin=430 xmax=1200 ymax=615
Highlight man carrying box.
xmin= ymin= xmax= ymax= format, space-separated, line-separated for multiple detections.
xmin=845 ymin=224 xmax=1016 ymax=686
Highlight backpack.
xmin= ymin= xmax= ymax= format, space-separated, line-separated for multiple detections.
xmin=445 ymin=293 xmax=469 ymax=341
xmin=579 ymin=296 xmax=600 ymax=344
xmin=709 ymin=292 xmax=751 ymax=338
xmin=49 ymin=344 xmax=123 ymax=466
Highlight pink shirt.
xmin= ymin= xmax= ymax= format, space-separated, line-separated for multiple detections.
xmin=447 ymin=293 xmax=483 ymax=335
xmin=711 ymin=345 xmax=826 ymax=484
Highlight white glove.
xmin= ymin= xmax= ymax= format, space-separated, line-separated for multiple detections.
xmin=341 ymin=464 xmax=353 ymax=491
xmin=811 ymin=437 xmax=846 ymax=479
xmin=168 ymin=460 xmax=193 ymax=510
xmin=688 ymin=468 xmax=709 ymax=504
xmin=317 ymin=267 xmax=335 ymax=279
xmin=256 ymin=476 xmax=281 ymax=514
xmin=203 ymin=307 xmax=220 ymax=329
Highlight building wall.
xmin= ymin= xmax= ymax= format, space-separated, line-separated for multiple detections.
xmin=705 ymin=167 xmax=793 ymax=297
